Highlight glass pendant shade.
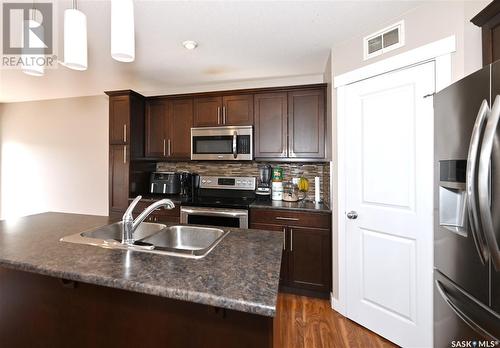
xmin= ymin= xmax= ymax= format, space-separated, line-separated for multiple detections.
xmin=63 ymin=8 xmax=87 ymax=71
xmin=22 ymin=19 xmax=44 ymax=76
xmin=111 ymin=0 xmax=135 ymax=62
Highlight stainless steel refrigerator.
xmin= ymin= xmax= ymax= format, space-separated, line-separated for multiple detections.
xmin=434 ymin=60 xmax=500 ymax=347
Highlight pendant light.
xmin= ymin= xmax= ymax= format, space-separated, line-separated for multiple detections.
xmin=111 ymin=0 xmax=135 ymax=62
xmin=63 ymin=0 xmax=87 ymax=70
xmin=22 ymin=7 xmax=45 ymax=76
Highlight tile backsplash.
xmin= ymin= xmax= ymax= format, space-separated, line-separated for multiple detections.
xmin=156 ymin=161 xmax=331 ymax=205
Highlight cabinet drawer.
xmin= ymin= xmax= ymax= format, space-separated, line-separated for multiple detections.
xmin=250 ymin=209 xmax=330 ymax=229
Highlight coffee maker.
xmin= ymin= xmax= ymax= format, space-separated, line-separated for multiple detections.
xmin=180 ymin=172 xmax=200 ymax=198
xmin=256 ymin=165 xmax=272 ymax=198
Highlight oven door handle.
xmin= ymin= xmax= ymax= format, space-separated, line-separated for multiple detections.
xmin=181 ymin=207 xmax=248 ymax=217
xmin=233 ymin=131 xmax=238 ymax=159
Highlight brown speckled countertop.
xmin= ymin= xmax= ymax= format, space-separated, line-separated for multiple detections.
xmin=0 ymin=212 xmax=283 ymax=317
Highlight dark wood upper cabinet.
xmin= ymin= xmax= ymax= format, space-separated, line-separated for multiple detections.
xmin=288 ymin=89 xmax=325 ymax=159
xmin=288 ymin=226 xmax=331 ymax=293
xmin=254 ymin=92 xmax=288 ymax=158
xmin=194 ymin=94 xmax=254 ymax=127
xmin=222 ymin=95 xmax=254 ymax=126
xmin=169 ymin=98 xmax=193 ymax=159
xmin=193 ymin=96 xmax=222 ymax=127
xmin=145 ymin=97 xmax=193 ymax=160
xmin=145 ymin=100 xmax=168 ymax=158
xmin=472 ymin=0 xmax=500 ymax=66
xmin=109 ymin=96 xmax=130 ymax=145
xmin=254 ymin=87 xmax=326 ymax=160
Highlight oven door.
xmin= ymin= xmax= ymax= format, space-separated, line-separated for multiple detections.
xmin=180 ymin=206 xmax=248 ymax=228
xmin=191 ymin=126 xmax=252 ymax=161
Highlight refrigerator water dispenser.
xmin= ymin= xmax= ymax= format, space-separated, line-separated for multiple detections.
xmin=439 ymin=160 xmax=467 ymax=236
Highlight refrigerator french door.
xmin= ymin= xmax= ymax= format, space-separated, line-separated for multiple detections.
xmin=434 ymin=60 xmax=500 ymax=347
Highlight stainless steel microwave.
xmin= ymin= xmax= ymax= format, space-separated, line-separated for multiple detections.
xmin=191 ymin=126 xmax=253 ymax=161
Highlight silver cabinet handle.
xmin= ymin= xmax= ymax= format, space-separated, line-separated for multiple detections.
xmin=290 ymin=228 xmax=293 ymax=251
xmin=282 ymin=227 xmax=286 ymax=250
xmin=223 ymin=106 xmax=227 ymax=124
xmin=150 ymin=183 xmax=155 ymax=193
xmin=168 ymin=139 xmax=171 ymax=157
xmin=123 ymin=146 xmax=127 ymax=164
xmin=275 ymin=217 xmax=299 ymax=221
xmin=163 ymin=139 xmax=166 ymax=157
xmin=123 ymin=124 xmax=127 ymax=143
xmin=347 ymin=211 xmax=358 ymax=219
xmin=217 ymin=107 xmax=221 ymax=125
xmin=466 ymin=99 xmax=490 ymax=264
xmin=478 ymin=95 xmax=500 ymax=270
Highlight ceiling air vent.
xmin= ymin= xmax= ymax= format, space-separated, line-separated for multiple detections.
xmin=363 ymin=20 xmax=405 ymax=60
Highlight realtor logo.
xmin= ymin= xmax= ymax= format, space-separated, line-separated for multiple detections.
xmin=2 ymin=2 xmax=53 ymax=55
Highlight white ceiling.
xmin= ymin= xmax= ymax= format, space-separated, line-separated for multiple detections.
xmin=0 ymin=0 xmax=425 ymax=102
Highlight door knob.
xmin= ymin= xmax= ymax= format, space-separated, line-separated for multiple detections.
xmin=347 ymin=211 xmax=358 ymax=219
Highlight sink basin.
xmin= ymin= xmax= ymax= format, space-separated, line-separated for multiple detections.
xmin=60 ymin=222 xmax=229 ymax=258
xmin=81 ymin=221 xmax=166 ymax=242
xmin=140 ymin=225 xmax=228 ymax=256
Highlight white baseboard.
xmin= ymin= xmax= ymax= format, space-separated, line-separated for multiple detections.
xmin=330 ymin=292 xmax=346 ymax=316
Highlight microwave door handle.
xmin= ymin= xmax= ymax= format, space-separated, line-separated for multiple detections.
xmin=478 ymin=95 xmax=500 ymax=271
xmin=466 ymin=99 xmax=490 ymax=264
xmin=233 ymin=131 xmax=237 ymax=159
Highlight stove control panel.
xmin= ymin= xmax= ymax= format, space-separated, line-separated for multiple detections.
xmin=200 ymin=176 xmax=256 ymax=191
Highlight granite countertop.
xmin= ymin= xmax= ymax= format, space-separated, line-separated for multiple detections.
xmin=250 ymin=199 xmax=331 ymax=213
xmin=0 ymin=213 xmax=283 ymax=317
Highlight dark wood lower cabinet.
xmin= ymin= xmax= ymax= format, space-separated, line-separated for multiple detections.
xmin=0 ymin=267 xmax=273 ymax=348
xmin=250 ymin=209 xmax=332 ymax=299
xmin=287 ymin=226 xmax=331 ymax=294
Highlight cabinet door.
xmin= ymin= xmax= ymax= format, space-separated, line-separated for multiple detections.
xmin=222 ymin=95 xmax=254 ymax=126
xmin=168 ymin=98 xmax=193 ymax=159
xmin=109 ymin=145 xmax=129 ymax=213
xmin=109 ymin=96 xmax=130 ymax=145
xmin=254 ymin=93 xmax=288 ymax=158
xmin=145 ymin=101 xmax=167 ymax=158
xmin=193 ymin=97 xmax=222 ymax=127
xmin=288 ymin=226 xmax=331 ymax=293
xmin=250 ymin=222 xmax=288 ymax=284
xmin=288 ymin=89 xmax=325 ymax=159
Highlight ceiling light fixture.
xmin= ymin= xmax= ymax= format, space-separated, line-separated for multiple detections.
xmin=22 ymin=5 xmax=45 ymax=76
xmin=111 ymin=0 xmax=135 ymax=62
xmin=63 ymin=0 xmax=88 ymax=71
xmin=182 ymin=40 xmax=198 ymax=50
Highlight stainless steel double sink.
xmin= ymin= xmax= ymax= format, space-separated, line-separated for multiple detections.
xmin=60 ymin=222 xmax=229 ymax=258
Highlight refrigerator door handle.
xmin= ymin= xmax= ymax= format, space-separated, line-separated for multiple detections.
xmin=436 ymin=280 xmax=499 ymax=341
xmin=466 ymin=99 xmax=491 ymax=264
xmin=478 ymin=94 xmax=500 ymax=271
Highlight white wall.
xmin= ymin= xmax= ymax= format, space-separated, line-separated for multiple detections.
xmin=329 ymin=0 xmax=488 ymax=299
xmin=0 ymin=96 xmax=109 ymax=219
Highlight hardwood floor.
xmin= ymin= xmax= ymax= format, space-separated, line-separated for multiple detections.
xmin=274 ymin=293 xmax=398 ymax=348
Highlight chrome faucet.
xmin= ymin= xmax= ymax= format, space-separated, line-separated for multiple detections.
xmin=122 ymin=196 xmax=175 ymax=245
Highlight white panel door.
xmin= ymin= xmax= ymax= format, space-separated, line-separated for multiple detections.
xmin=344 ymin=62 xmax=435 ymax=348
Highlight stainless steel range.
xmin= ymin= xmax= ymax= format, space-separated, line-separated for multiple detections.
xmin=180 ymin=176 xmax=256 ymax=228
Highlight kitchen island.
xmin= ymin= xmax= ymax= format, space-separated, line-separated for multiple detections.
xmin=0 ymin=212 xmax=283 ymax=348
